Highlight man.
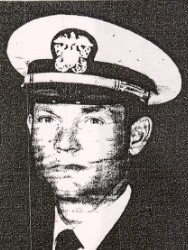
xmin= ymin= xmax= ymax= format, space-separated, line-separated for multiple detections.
xmin=7 ymin=15 xmax=181 ymax=250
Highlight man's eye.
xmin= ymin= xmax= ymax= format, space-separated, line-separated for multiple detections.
xmin=85 ymin=118 xmax=104 ymax=125
xmin=38 ymin=116 xmax=54 ymax=123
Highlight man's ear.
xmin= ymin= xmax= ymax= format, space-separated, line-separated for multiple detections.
xmin=129 ymin=116 xmax=152 ymax=156
xmin=27 ymin=114 xmax=33 ymax=135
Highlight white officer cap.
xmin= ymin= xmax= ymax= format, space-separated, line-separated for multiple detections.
xmin=7 ymin=14 xmax=181 ymax=105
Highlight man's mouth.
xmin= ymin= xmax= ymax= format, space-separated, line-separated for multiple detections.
xmin=50 ymin=164 xmax=87 ymax=171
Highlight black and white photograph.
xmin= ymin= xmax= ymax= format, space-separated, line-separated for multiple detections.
xmin=0 ymin=1 xmax=188 ymax=249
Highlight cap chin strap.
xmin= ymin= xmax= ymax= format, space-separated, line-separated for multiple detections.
xmin=23 ymin=73 xmax=150 ymax=103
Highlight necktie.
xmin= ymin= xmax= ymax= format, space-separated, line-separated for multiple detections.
xmin=55 ymin=229 xmax=84 ymax=250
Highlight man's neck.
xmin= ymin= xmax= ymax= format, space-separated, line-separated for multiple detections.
xmin=56 ymin=200 xmax=97 ymax=226
xmin=56 ymin=180 xmax=128 ymax=226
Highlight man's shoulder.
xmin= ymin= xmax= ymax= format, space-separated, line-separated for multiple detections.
xmin=97 ymin=196 xmax=151 ymax=250
xmin=98 ymin=194 xmax=187 ymax=250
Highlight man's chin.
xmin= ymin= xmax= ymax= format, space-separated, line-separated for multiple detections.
xmin=48 ymin=181 xmax=78 ymax=196
xmin=53 ymin=188 xmax=91 ymax=204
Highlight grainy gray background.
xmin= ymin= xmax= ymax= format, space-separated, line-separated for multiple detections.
xmin=0 ymin=1 xmax=188 ymax=249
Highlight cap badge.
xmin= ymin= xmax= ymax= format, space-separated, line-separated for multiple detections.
xmin=52 ymin=30 xmax=95 ymax=74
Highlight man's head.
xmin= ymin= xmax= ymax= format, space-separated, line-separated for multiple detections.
xmin=27 ymin=101 xmax=152 ymax=203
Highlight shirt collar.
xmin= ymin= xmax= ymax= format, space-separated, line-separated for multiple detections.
xmin=53 ymin=185 xmax=131 ymax=250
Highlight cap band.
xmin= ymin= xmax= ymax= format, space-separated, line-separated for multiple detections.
xmin=23 ymin=72 xmax=150 ymax=102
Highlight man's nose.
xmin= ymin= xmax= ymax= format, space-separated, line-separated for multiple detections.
xmin=54 ymin=127 xmax=81 ymax=153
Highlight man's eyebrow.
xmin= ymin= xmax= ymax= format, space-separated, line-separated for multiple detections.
xmin=81 ymin=105 xmax=106 ymax=114
xmin=35 ymin=107 xmax=60 ymax=117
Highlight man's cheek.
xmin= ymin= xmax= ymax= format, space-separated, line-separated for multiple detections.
xmin=80 ymin=139 xmax=117 ymax=162
xmin=32 ymin=126 xmax=57 ymax=142
xmin=31 ymin=142 xmax=44 ymax=163
xmin=32 ymin=137 xmax=52 ymax=164
xmin=32 ymin=128 xmax=55 ymax=149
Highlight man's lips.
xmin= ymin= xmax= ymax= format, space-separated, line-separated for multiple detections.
xmin=38 ymin=159 xmax=112 ymax=171
xmin=50 ymin=164 xmax=87 ymax=171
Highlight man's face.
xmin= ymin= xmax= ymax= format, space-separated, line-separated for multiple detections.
xmin=29 ymin=103 xmax=128 ymax=203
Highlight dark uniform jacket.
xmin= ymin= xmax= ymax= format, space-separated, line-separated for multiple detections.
xmin=28 ymin=182 xmax=187 ymax=250
xmin=1 ymin=172 xmax=187 ymax=250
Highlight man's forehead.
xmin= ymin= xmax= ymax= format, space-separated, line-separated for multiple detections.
xmin=34 ymin=103 xmax=125 ymax=114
